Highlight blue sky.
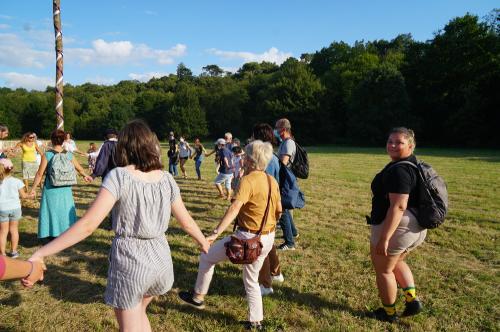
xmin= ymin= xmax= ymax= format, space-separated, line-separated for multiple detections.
xmin=0 ymin=0 xmax=497 ymax=90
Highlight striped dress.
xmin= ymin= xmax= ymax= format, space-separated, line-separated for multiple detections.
xmin=101 ymin=167 xmax=180 ymax=309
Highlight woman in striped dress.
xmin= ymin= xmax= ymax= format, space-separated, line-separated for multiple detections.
xmin=25 ymin=120 xmax=210 ymax=331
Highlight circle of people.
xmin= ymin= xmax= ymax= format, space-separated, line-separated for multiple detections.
xmin=0 ymin=120 xmax=426 ymax=330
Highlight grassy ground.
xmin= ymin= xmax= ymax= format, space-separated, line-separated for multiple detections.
xmin=0 ymin=143 xmax=498 ymax=331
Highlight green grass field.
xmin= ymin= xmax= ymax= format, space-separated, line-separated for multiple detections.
xmin=0 ymin=143 xmax=498 ymax=331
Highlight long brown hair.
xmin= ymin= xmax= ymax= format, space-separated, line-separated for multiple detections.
xmin=115 ymin=120 xmax=163 ymax=172
xmin=21 ymin=131 xmax=34 ymax=144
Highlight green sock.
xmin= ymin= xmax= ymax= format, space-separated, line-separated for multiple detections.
xmin=383 ymin=302 xmax=396 ymax=316
xmin=403 ymin=286 xmax=416 ymax=302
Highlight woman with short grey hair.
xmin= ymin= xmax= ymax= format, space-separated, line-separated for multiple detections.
xmin=179 ymin=140 xmax=282 ymax=331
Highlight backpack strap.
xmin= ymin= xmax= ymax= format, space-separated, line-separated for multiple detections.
xmin=387 ymin=160 xmax=418 ymax=171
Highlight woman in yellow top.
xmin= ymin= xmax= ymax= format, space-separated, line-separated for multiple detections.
xmin=179 ymin=140 xmax=282 ymax=331
xmin=14 ymin=132 xmax=43 ymax=192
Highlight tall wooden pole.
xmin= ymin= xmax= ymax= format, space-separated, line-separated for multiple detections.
xmin=53 ymin=0 xmax=64 ymax=130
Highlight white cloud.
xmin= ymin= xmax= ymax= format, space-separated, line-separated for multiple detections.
xmin=0 ymin=15 xmax=13 ymax=20
xmin=207 ymin=47 xmax=293 ymax=65
xmin=128 ymin=72 xmax=170 ymax=82
xmin=0 ymin=33 xmax=51 ymax=68
xmin=67 ymin=40 xmax=187 ymax=66
xmin=0 ymin=72 xmax=52 ymax=91
xmin=145 ymin=10 xmax=158 ymax=16
xmin=85 ymin=75 xmax=116 ymax=85
xmin=0 ymin=24 xmax=10 ymax=29
xmin=219 ymin=66 xmax=239 ymax=74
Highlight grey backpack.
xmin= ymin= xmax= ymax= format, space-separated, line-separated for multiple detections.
xmin=392 ymin=160 xmax=448 ymax=229
xmin=48 ymin=151 xmax=77 ymax=187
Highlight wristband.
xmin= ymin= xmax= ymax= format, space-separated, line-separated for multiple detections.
xmin=26 ymin=261 xmax=34 ymax=278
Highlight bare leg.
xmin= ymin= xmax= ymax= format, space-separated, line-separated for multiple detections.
xmin=215 ymin=184 xmax=224 ymax=197
xmin=114 ymin=300 xmax=145 ymax=332
xmin=8 ymin=221 xmax=19 ymax=253
xmin=393 ymin=252 xmax=415 ymax=289
xmin=141 ymin=296 xmax=154 ymax=332
xmin=23 ymin=179 xmax=30 ymax=194
xmin=370 ymin=247 xmax=402 ymax=305
xmin=180 ymin=159 xmax=187 ymax=178
xmin=0 ymin=222 xmax=8 ymax=255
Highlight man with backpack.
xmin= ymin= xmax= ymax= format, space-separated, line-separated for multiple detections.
xmin=274 ymin=118 xmax=300 ymax=250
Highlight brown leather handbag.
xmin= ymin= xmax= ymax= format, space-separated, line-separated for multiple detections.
xmin=225 ymin=175 xmax=272 ymax=264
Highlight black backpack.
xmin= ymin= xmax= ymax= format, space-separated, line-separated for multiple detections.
xmin=290 ymin=140 xmax=309 ymax=179
xmin=391 ymin=160 xmax=448 ymax=229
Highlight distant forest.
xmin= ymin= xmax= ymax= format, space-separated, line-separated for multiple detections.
xmin=1 ymin=11 xmax=499 ymax=147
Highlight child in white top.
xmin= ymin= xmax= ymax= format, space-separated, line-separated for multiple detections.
xmin=0 ymin=159 xmax=32 ymax=257
xmin=231 ymin=145 xmax=245 ymax=190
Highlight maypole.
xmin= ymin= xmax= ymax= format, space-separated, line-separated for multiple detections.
xmin=53 ymin=0 xmax=64 ymax=130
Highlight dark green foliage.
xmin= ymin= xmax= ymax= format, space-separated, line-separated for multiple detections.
xmin=2 ymin=12 xmax=498 ymax=147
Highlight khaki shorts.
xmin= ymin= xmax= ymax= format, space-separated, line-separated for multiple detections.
xmin=371 ymin=210 xmax=427 ymax=255
xmin=22 ymin=161 xmax=38 ymax=180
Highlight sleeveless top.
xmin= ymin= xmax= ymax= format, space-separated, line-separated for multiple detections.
xmin=22 ymin=143 xmax=37 ymax=162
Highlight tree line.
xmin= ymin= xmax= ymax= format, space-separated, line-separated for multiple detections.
xmin=0 ymin=11 xmax=498 ymax=147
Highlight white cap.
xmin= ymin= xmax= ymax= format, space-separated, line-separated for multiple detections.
xmin=215 ymin=138 xmax=226 ymax=145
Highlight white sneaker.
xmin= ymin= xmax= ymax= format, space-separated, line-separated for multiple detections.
xmin=272 ymin=273 xmax=284 ymax=283
xmin=259 ymin=285 xmax=274 ymax=296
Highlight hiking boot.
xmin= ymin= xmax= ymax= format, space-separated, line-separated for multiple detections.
xmin=244 ymin=321 xmax=263 ymax=331
xmin=272 ymin=273 xmax=284 ymax=283
xmin=402 ymin=299 xmax=423 ymax=317
xmin=277 ymin=243 xmax=295 ymax=251
xmin=178 ymin=291 xmax=205 ymax=309
xmin=260 ymin=285 xmax=274 ymax=296
xmin=369 ymin=307 xmax=399 ymax=323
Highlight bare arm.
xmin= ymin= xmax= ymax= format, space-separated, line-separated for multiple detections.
xmin=34 ymin=144 xmax=43 ymax=155
xmin=280 ymin=154 xmax=290 ymax=166
xmin=71 ymin=157 xmax=93 ymax=182
xmin=30 ymin=155 xmax=48 ymax=195
xmin=375 ymin=193 xmax=408 ymax=256
xmin=206 ymin=200 xmax=243 ymax=243
xmin=171 ymin=197 xmax=210 ymax=253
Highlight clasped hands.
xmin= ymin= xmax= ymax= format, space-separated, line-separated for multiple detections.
xmin=21 ymin=256 xmax=46 ymax=288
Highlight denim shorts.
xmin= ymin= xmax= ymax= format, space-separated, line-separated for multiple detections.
xmin=214 ymin=173 xmax=233 ymax=190
xmin=0 ymin=208 xmax=22 ymax=222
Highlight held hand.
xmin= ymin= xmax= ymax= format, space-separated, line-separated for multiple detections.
xmin=206 ymin=233 xmax=218 ymax=245
xmin=21 ymin=259 xmax=46 ymax=288
xmin=83 ymin=175 xmax=93 ymax=183
xmin=29 ymin=190 xmax=37 ymax=199
xmin=200 ymin=240 xmax=210 ymax=254
xmin=375 ymin=239 xmax=389 ymax=256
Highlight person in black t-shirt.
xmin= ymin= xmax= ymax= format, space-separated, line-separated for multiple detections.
xmin=368 ymin=127 xmax=426 ymax=322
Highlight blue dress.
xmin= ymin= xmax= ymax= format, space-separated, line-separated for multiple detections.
xmin=38 ymin=151 xmax=77 ymax=238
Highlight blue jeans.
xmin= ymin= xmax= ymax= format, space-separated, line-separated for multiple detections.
xmin=169 ymin=162 xmax=178 ymax=176
xmin=279 ymin=209 xmax=297 ymax=246
xmin=195 ymin=159 xmax=203 ymax=179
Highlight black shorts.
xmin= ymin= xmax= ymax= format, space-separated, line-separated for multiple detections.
xmin=179 ymin=157 xmax=188 ymax=161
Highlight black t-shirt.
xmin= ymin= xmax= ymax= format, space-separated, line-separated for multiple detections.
xmin=369 ymin=155 xmax=419 ymax=225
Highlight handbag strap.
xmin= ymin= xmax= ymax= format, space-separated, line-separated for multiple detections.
xmin=233 ymin=173 xmax=273 ymax=235
xmin=256 ymin=174 xmax=272 ymax=236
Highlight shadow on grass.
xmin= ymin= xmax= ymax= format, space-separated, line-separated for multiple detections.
xmin=0 ymin=282 xmax=22 ymax=307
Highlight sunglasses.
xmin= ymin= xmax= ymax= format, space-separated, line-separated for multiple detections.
xmin=28 ymin=136 xmax=35 ymax=139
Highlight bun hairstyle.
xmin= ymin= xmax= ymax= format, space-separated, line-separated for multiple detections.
xmin=389 ymin=127 xmax=416 ymax=149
